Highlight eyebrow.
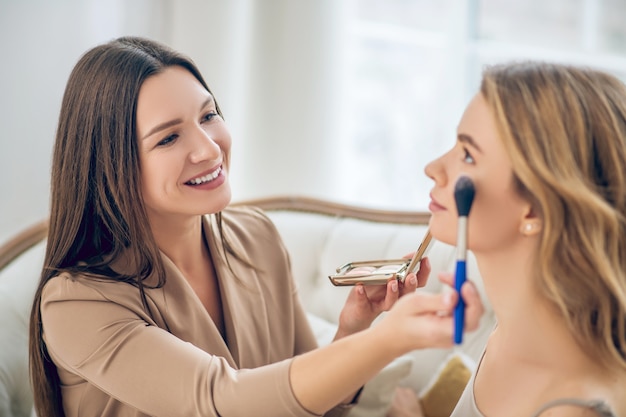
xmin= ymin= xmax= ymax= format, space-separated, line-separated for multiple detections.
xmin=457 ymin=133 xmax=483 ymax=153
xmin=140 ymin=96 xmax=215 ymax=141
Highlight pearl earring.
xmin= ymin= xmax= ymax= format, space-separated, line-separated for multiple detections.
xmin=525 ymin=223 xmax=533 ymax=232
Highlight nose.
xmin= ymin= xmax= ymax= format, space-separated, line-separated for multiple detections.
xmin=424 ymin=153 xmax=447 ymax=186
xmin=188 ymin=125 xmax=221 ymax=164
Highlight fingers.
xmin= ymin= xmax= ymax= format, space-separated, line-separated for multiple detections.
xmin=399 ymin=255 xmax=430 ymax=288
xmin=399 ymin=273 xmax=418 ymax=296
xmin=352 ymin=284 xmax=369 ymax=303
xmin=379 ymin=278 xmax=485 ymax=351
xmin=362 ymin=282 xmax=391 ymax=302
xmin=358 ymin=280 xmax=399 ymax=313
xmin=335 ymin=285 xmax=379 ymax=337
xmin=383 ymin=291 xmax=458 ymax=349
xmin=398 ymin=257 xmax=430 ymax=296
xmin=415 ymin=257 xmax=430 ymax=288
xmin=438 ymin=271 xmax=454 ymax=287
xmin=396 ymin=289 xmax=455 ymax=315
xmin=380 ymin=279 xmax=400 ymax=310
xmin=386 ymin=387 xmax=423 ymax=417
xmin=436 ymin=272 xmax=483 ymax=331
xmin=461 ymin=281 xmax=484 ymax=332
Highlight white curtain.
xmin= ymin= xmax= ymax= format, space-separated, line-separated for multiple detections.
xmin=168 ymin=0 xmax=351 ymax=202
xmin=0 ymin=0 xmax=350 ymax=243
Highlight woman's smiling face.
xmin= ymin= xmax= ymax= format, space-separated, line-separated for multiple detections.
xmin=424 ymin=93 xmax=532 ymax=254
xmin=136 ymin=66 xmax=232 ymax=220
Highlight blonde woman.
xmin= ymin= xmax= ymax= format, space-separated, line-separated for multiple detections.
xmin=390 ymin=62 xmax=626 ymax=416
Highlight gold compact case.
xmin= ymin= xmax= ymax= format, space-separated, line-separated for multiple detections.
xmin=328 ymin=230 xmax=434 ymax=286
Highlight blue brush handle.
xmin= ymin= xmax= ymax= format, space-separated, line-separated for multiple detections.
xmin=454 ymin=260 xmax=466 ymax=344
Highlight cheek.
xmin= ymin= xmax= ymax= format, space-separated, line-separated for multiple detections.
xmin=466 ymin=191 xmax=523 ymax=252
xmin=139 ymin=166 xmax=156 ymax=208
xmin=218 ymin=129 xmax=232 ymax=159
xmin=429 ymin=189 xmax=523 ymax=251
xmin=138 ymin=154 xmax=168 ymax=207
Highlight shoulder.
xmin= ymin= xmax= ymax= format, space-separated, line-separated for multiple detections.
xmin=41 ymin=271 xmax=143 ymax=310
xmin=42 ymin=272 xmax=108 ymax=301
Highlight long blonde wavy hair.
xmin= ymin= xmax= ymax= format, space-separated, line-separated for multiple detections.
xmin=481 ymin=62 xmax=626 ymax=370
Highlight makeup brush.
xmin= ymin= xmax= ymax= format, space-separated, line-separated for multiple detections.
xmin=453 ymin=175 xmax=475 ymax=344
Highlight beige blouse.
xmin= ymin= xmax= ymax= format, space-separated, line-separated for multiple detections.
xmin=41 ymin=206 xmax=354 ymax=417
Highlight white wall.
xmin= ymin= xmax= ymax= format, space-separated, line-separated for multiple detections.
xmin=0 ymin=0 xmax=172 ymax=244
xmin=0 ymin=0 xmax=349 ymax=245
xmin=167 ymin=0 xmax=350 ymax=203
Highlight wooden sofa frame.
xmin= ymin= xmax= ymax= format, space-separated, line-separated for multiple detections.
xmin=0 ymin=196 xmax=431 ymax=272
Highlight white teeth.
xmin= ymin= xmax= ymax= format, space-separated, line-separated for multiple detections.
xmin=188 ymin=167 xmax=221 ymax=185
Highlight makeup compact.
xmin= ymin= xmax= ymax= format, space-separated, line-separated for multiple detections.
xmin=328 ymin=230 xmax=434 ymax=286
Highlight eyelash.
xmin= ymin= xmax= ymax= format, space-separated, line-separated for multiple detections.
xmin=202 ymin=111 xmax=218 ymax=123
xmin=157 ymin=134 xmax=178 ymax=147
xmin=462 ymin=147 xmax=475 ymax=164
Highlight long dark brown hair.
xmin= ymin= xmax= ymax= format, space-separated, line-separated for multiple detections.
xmin=28 ymin=36 xmax=224 ymax=417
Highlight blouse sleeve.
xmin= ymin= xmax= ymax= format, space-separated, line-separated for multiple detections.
xmin=247 ymin=208 xmax=360 ymax=417
xmin=41 ymin=275 xmax=322 ymax=417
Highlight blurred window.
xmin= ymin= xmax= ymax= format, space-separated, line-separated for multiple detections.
xmin=342 ymin=0 xmax=626 ymax=210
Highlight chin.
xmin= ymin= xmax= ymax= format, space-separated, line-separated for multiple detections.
xmin=195 ymin=186 xmax=232 ymax=215
xmin=212 ymin=187 xmax=232 ymax=212
xmin=428 ymin=216 xmax=456 ymax=247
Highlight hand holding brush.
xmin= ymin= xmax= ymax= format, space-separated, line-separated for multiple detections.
xmin=453 ymin=175 xmax=475 ymax=344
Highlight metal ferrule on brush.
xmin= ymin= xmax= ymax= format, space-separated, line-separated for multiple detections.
xmin=455 ymin=217 xmax=468 ymax=261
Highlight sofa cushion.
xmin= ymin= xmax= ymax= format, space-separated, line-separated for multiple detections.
xmin=0 ymin=241 xmax=45 ymax=417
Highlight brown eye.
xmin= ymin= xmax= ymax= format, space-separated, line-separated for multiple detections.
xmin=201 ymin=112 xmax=219 ymax=123
xmin=157 ymin=134 xmax=178 ymax=147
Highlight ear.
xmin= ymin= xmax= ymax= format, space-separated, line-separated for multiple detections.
xmin=519 ymin=205 xmax=542 ymax=236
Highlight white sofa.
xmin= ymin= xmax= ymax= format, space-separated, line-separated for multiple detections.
xmin=0 ymin=196 xmax=495 ymax=417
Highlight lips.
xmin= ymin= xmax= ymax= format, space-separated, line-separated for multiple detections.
xmin=429 ymin=192 xmax=447 ymax=211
